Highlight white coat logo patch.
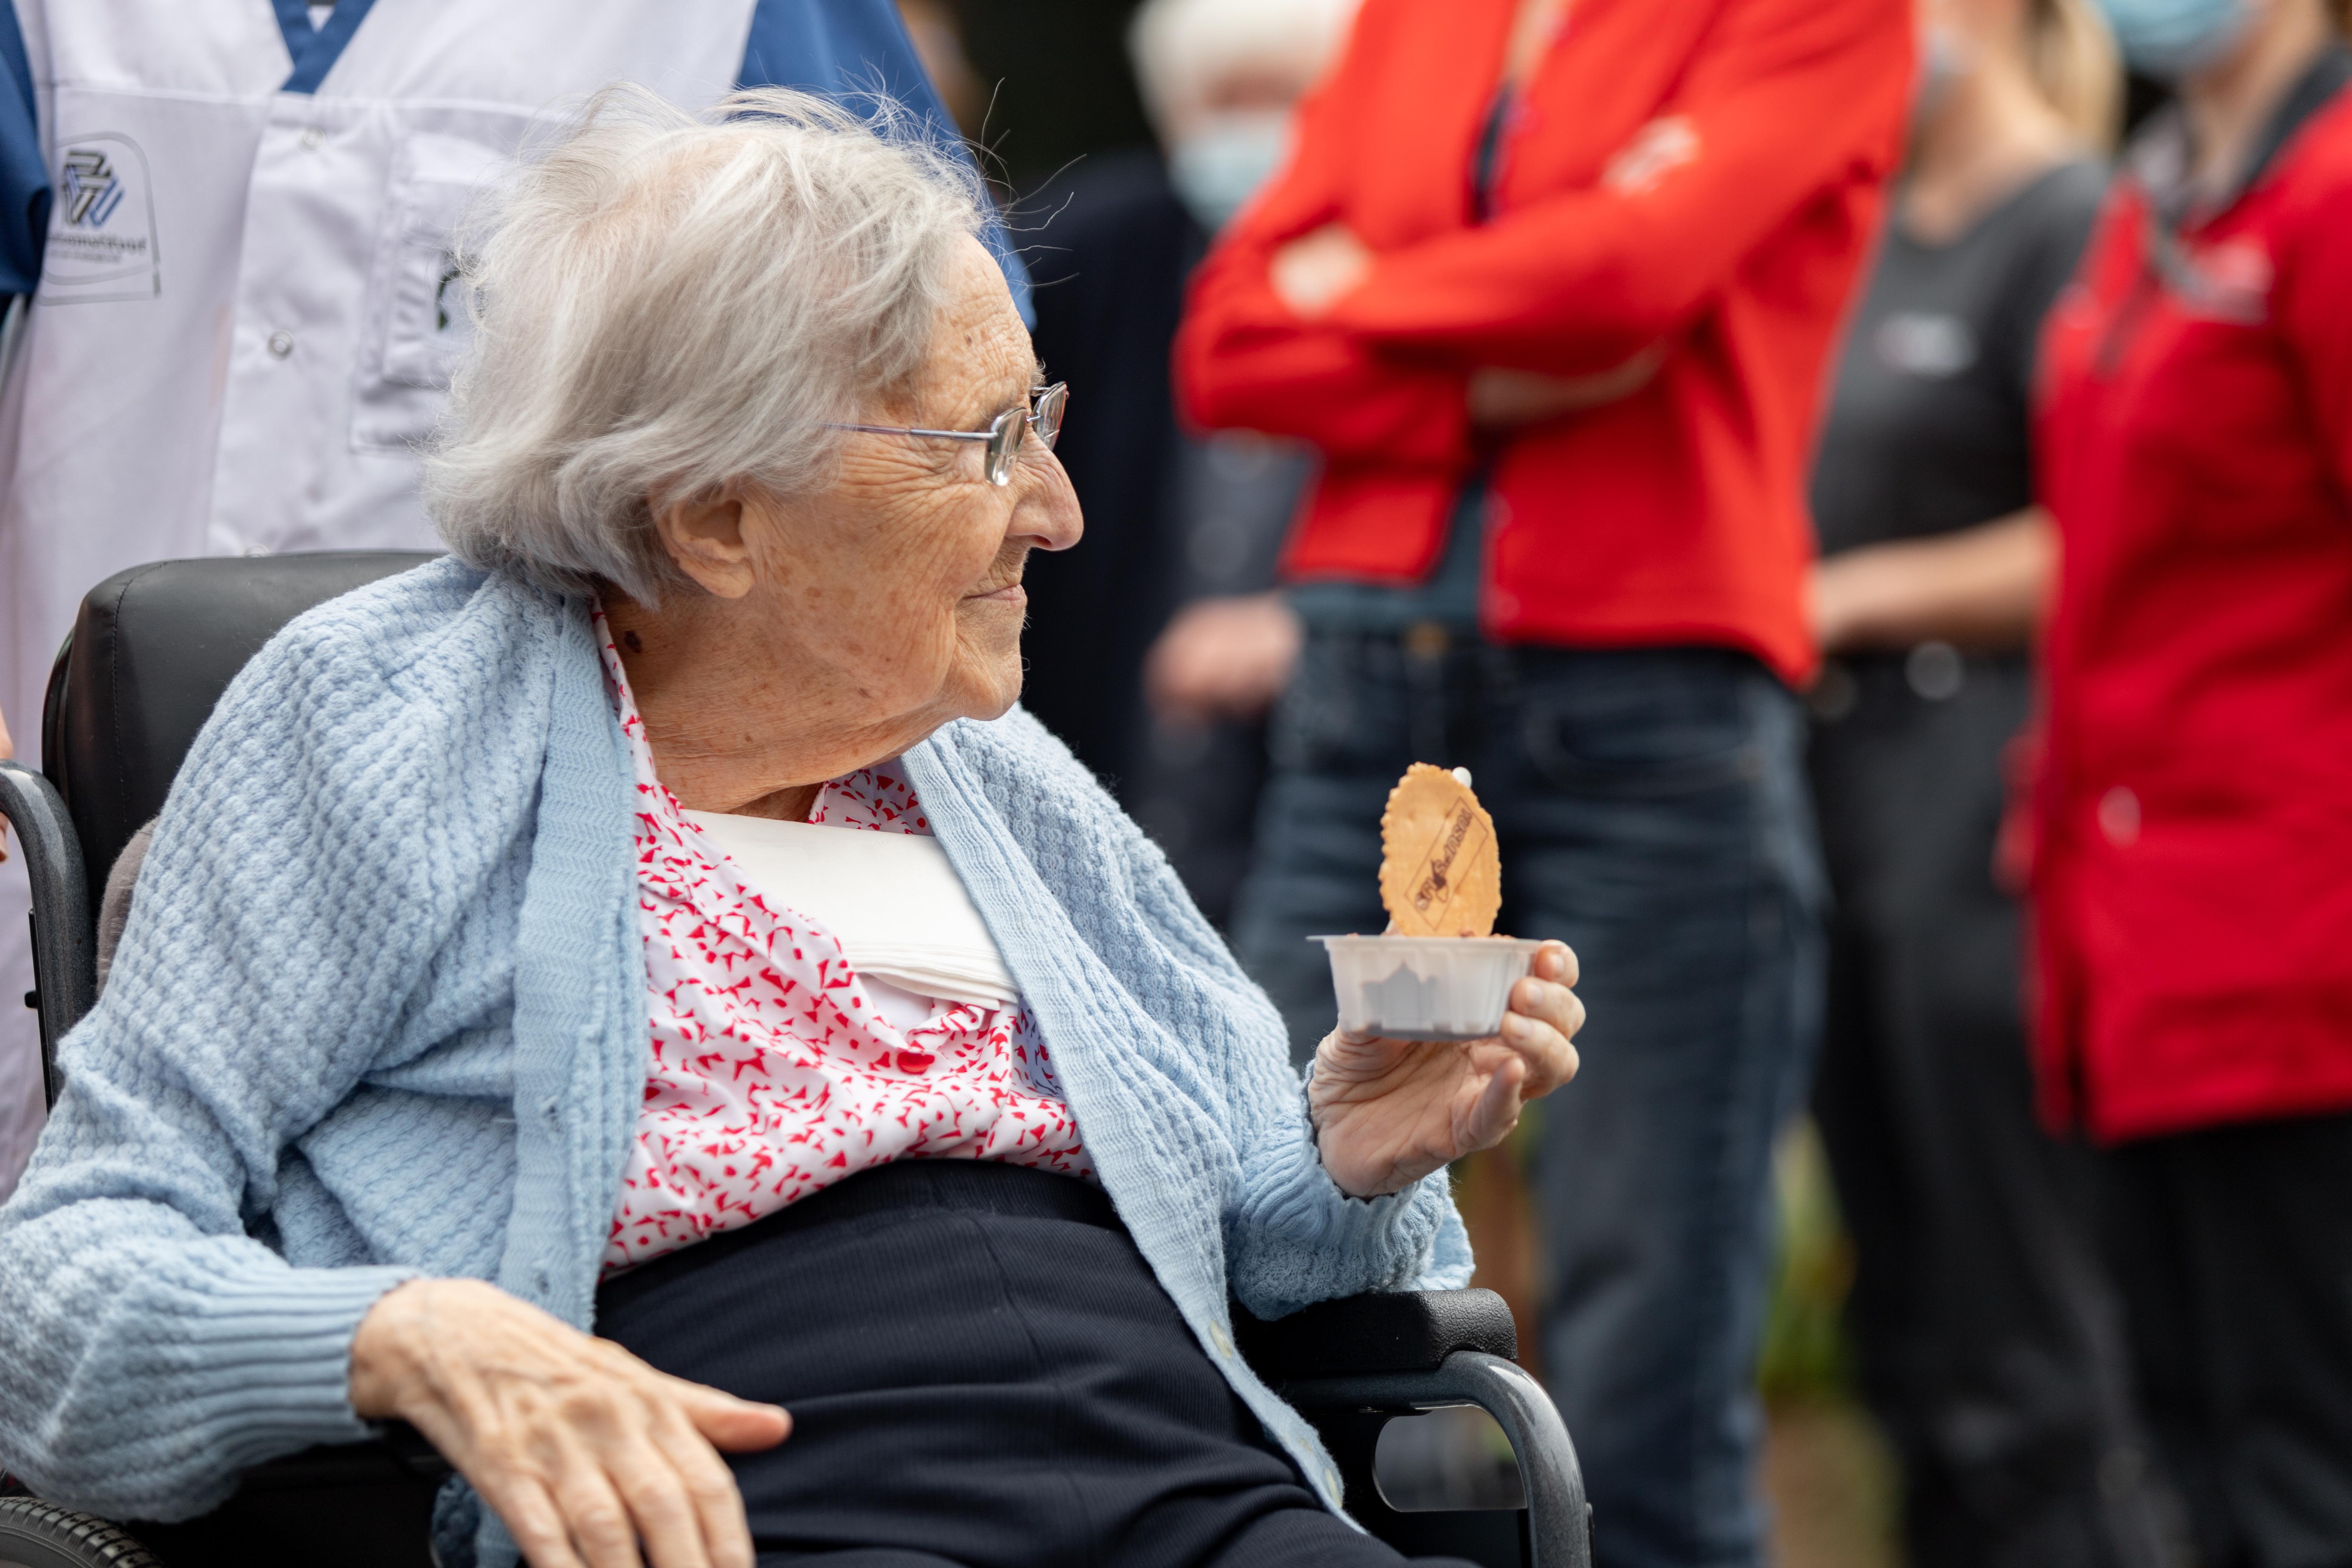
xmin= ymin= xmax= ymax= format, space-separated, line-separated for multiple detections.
xmin=41 ymin=133 xmax=160 ymax=304
xmin=61 ymin=149 xmax=125 ymax=227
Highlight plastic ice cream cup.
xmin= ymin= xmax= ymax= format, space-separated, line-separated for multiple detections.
xmin=1312 ymin=934 xmax=1546 ymax=1043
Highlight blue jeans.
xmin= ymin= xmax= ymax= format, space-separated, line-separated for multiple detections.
xmin=1233 ymin=633 xmax=1827 ymax=1568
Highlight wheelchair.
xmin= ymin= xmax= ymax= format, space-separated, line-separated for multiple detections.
xmin=0 ymin=552 xmax=1594 ymax=1568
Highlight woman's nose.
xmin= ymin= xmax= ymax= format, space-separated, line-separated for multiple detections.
xmin=1016 ymin=455 xmax=1084 ymax=554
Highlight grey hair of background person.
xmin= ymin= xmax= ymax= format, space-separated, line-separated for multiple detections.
xmin=1126 ymin=0 xmax=1361 ymax=132
xmin=424 ymin=84 xmax=988 ymax=603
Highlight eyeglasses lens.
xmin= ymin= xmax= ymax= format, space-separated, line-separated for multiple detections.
xmin=1033 ymin=384 xmax=1066 ymax=450
xmin=982 ymin=386 xmax=1069 ymax=485
xmin=986 ymin=406 xmax=1021 ymax=486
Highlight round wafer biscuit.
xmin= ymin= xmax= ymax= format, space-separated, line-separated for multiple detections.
xmin=1378 ymin=763 xmax=1501 ymax=937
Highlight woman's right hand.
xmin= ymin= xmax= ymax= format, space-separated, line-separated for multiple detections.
xmin=349 ymin=1277 xmax=790 ymax=1568
xmin=1144 ymin=592 xmax=1303 ymax=723
xmin=1467 ymin=346 xmax=1666 ymax=430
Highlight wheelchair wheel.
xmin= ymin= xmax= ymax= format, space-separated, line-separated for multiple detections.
xmin=0 ymin=1497 xmax=164 ymax=1568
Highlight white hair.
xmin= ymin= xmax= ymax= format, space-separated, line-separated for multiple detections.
xmin=1127 ymin=0 xmax=1361 ymax=126
xmin=425 ymin=84 xmax=988 ymax=601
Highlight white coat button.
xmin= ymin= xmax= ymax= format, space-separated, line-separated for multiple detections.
xmin=1324 ymin=1463 xmax=1343 ymax=1494
xmin=242 ymin=543 xmax=272 ymax=558
xmin=2098 ymin=786 xmax=2141 ymax=847
xmin=266 ymin=330 xmax=295 ymax=359
xmin=299 ymin=127 xmax=324 ymax=152
xmin=1208 ymin=1322 xmax=1234 ymax=1358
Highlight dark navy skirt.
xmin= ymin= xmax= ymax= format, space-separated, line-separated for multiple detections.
xmin=593 ymin=1159 xmax=1473 ymax=1568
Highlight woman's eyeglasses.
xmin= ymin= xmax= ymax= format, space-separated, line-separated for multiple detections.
xmin=828 ymin=382 xmax=1067 ymax=487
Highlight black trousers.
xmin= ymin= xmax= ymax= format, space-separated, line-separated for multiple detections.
xmin=594 ymin=1160 xmax=1478 ymax=1568
xmin=2100 ymin=1112 xmax=2352 ymax=1568
xmin=1806 ymin=655 xmax=2164 ymax=1568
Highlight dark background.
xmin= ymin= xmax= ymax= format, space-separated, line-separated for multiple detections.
xmin=954 ymin=0 xmax=1156 ymax=188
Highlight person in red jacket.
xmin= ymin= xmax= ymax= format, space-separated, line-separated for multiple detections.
xmin=2037 ymin=0 xmax=2352 ymax=1559
xmin=1175 ymin=1 xmax=1910 ymax=1563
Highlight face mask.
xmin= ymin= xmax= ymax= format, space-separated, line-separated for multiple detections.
xmin=2092 ymin=0 xmax=2252 ymax=79
xmin=1168 ymin=112 xmax=1292 ymax=234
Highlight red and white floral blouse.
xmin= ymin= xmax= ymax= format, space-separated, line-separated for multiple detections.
xmin=596 ymin=612 xmax=1090 ymax=1273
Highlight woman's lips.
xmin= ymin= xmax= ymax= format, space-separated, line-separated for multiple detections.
xmin=968 ymin=582 xmax=1026 ymax=604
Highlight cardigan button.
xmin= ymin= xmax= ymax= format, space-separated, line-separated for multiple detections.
xmin=1208 ymin=1322 xmax=1234 ymax=1359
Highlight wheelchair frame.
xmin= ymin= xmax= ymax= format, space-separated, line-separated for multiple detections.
xmin=0 ymin=556 xmax=1593 ymax=1568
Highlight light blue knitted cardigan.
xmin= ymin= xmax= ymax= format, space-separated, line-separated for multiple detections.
xmin=0 ymin=558 xmax=1470 ymax=1561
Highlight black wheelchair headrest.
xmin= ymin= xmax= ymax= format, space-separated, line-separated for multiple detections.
xmin=42 ymin=551 xmax=440 ymax=910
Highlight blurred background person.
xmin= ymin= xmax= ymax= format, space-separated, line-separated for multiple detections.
xmin=0 ymin=0 xmax=1019 ymax=1202
xmin=1804 ymin=2 xmax=2170 ymax=1565
xmin=1175 ymin=0 xmax=1913 ymax=1563
xmin=2036 ymin=0 xmax=2352 ymax=1560
xmin=1020 ymin=0 xmax=1353 ymax=927
xmin=896 ymin=0 xmax=989 ymax=135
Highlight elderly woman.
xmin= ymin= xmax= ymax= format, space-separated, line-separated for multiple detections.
xmin=0 ymin=89 xmax=1584 ymax=1568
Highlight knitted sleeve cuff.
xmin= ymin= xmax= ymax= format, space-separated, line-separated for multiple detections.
xmin=1227 ymin=1107 xmax=1449 ymax=1319
xmin=165 ymin=1263 xmax=423 ymax=1465
xmin=27 ymin=1259 xmax=421 ymax=1521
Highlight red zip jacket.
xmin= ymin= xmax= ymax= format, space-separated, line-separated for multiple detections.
xmin=1174 ymin=0 xmax=1912 ymax=684
xmin=2034 ymin=58 xmax=2352 ymax=1143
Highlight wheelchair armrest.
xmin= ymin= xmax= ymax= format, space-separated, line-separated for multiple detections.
xmin=1281 ymin=1351 xmax=1592 ymax=1568
xmin=0 ymin=758 xmax=94 ymax=1103
xmin=1240 ymin=1293 xmax=1592 ymax=1568
xmin=1234 ymin=1287 xmax=1517 ymax=1381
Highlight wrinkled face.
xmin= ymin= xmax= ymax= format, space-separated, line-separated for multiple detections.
xmin=740 ymin=235 xmax=1080 ymax=732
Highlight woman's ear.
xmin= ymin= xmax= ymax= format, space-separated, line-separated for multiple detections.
xmin=654 ymin=491 xmax=756 ymax=599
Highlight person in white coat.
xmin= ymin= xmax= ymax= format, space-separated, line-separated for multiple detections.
xmin=0 ymin=0 xmax=1029 ymax=1198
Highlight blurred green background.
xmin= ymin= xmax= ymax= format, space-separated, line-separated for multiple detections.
xmin=1758 ymin=1122 xmax=1901 ymax=1568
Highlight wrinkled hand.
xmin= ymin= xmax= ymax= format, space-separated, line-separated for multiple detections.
xmin=1271 ymin=223 xmax=1374 ymax=319
xmin=1466 ymin=347 xmax=1666 ymax=430
xmin=1144 ymin=593 xmax=1303 ymax=723
xmin=350 ymin=1278 xmax=790 ymax=1568
xmin=1309 ymin=940 xmax=1583 ymax=1198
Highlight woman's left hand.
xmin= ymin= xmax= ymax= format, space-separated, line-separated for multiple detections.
xmin=1308 ymin=940 xmax=1583 ymax=1199
xmin=1271 ymin=224 xmax=1374 ymax=319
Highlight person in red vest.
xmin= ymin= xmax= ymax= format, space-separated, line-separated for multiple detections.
xmin=2037 ymin=0 xmax=2352 ymax=1559
xmin=1174 ymin=0 xmax=1910 ymax=1562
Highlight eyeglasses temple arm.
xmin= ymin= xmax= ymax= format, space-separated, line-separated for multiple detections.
xmin=822 ymin=423 xmax=994 ymax=441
